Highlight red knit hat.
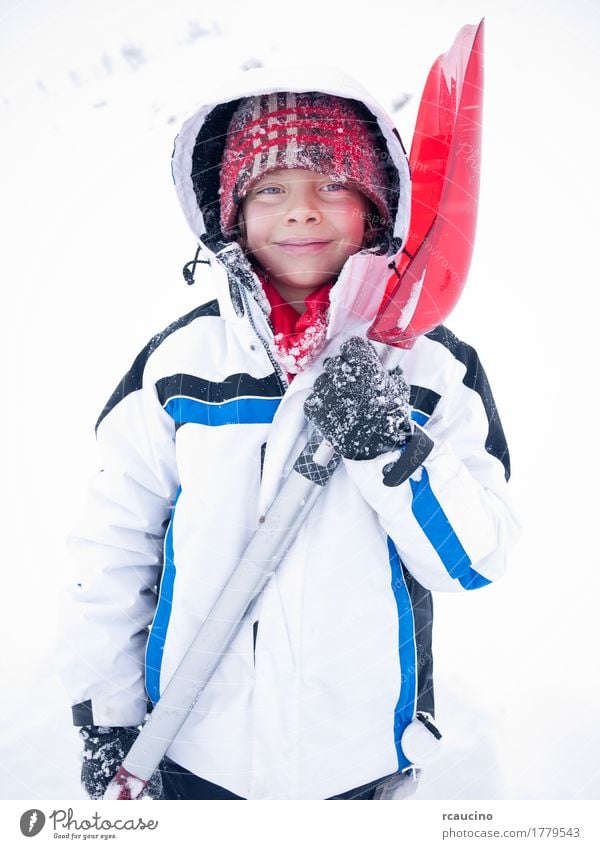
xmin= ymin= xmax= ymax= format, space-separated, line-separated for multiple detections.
xmin=219 ymin=91 xmax=391 ymax=236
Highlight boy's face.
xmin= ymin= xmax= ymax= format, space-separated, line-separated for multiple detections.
xmin=240 ymin=168 xmax=368 ymax=307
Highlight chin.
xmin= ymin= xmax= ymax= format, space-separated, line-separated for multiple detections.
xmin=274 ymin=268 xmax=338 ymax=287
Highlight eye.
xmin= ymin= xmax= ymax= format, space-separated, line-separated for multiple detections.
xmin=321 ymin=182 xmax=348 ymax=193
xmin=255 ymin=185 xmax=283 ymax=195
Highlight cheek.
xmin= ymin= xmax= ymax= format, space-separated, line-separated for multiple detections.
xmin=351 ymin=215 xmax=367 ymax=244
xmin=243 ymin=213 xmax=268 ymax=253
xmin=338 ymin=204 xmax=367 ymax=246
xmin=242 ymin=202 xmax=281 ymax=252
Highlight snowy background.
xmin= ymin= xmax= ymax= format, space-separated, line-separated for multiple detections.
xmin=1 ymin=0 xmax=599 ymax=802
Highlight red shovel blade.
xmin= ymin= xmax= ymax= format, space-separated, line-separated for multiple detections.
xmin=369 ymin=20 xmax=484 ymax=348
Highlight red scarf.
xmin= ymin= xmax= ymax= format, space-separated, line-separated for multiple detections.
xmin=258 ymin=274 xmax=333 ymax=383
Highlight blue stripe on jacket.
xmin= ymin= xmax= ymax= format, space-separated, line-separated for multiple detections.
xmin=409 ymin=468 xmax=490 ymax=589
xmin=164 ymin=396 xmax=281 ymax=426
xmin=146 ymin=487 xmax=181 ymax=703
xmin=410 ymin=410 xmax=429 ymax=427
xmin=387 ymin=537 xmax=416 ymax=770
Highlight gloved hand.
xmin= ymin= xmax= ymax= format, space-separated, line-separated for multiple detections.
xmin=80 ymin=725 xmax=163 ymax=800
xmin=304 ymin=336 xmax=412 ymax=460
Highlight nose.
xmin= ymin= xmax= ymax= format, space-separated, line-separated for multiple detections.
xmin=285 ymin=206 xmax=322 ymax=225
xmin=284 ymin=190 xmax=322 ymax=225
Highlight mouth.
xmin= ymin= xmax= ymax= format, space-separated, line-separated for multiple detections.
xmin=275 ymin=239 xmax=333 ymax=255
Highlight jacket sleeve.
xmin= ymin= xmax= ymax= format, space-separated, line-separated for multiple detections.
xmin=343 ymin=333 xmax=520 ymax=592
xmin=59 ymin=356 xmax=179 ymax=727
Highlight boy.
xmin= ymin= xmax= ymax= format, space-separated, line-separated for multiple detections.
xmin=61 ymin=70 xmax=519 ymax=800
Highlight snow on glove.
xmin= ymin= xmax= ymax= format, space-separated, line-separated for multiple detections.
xmin=304 ymin=336 xmax=412 ymax=460
xmin=80 ymin=725 xmax=163 ymax=800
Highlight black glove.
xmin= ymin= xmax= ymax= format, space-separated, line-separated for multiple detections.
xmin=304 ymin=336 xmax=412 ymax=460
xmin=80 ymin=725 xmax=163 ymax=800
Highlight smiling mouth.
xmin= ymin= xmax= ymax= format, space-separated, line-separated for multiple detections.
xmin=275 ymin=240 xmax=332 ymax=254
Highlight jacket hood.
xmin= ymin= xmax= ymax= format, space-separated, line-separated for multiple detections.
xmin=171 ymin=65 xmax=412 ymax=257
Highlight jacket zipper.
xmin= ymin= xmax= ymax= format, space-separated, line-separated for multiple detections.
xmin=239 ymin=283 xmax=285 ymax=676
xmin=239 ymin=284 xmax=288 ymax=394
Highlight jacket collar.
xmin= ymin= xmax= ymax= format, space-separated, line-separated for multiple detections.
xmin=207 ymin=241 xmax=390 ymax=356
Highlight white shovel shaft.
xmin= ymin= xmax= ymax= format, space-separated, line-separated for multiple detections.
xmin=106 ymin=438 xmax=337 ymax=791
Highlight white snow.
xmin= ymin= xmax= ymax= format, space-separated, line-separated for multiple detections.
xmin=1 ymin=0 xmax=599 ymax=811
xmin=396 ymin=269 xmax=425 ymax=331
xmin=273 ymin=312 xmax=329 ymax=374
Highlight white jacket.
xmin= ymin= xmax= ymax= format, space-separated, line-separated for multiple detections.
xmin=60 ymin=67 xmax=519 ymax=800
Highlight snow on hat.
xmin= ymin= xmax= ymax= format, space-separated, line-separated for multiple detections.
xmin=219 ymin=91 xmax=391 ymax=236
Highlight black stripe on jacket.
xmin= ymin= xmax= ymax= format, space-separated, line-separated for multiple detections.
xmin=155 ymin=371 xmax=283 ymax=407
xmin=409 ymin=385 xmax=441 ymax=418
xmin=95 ymin=299 xmax=220 ymax=431
xmin=402 ymin=565 xmax=435 ymax=717
xmin=426 ymin=326 xmax=511 ymax=480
